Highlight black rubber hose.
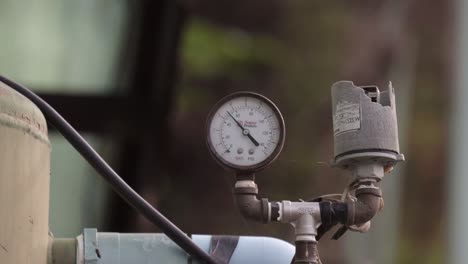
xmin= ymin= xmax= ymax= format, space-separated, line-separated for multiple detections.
xmin=0 ymin=75 xmax=217 ymax=264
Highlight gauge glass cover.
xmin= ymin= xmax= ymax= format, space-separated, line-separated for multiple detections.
xmin=206 ymin=92 xmax=285 ymax=172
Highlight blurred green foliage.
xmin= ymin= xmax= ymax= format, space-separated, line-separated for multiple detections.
xmin=182 ymin=19 xmax=285 ymax=78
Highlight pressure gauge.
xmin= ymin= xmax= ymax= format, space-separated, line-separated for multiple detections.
xmin=206 ymin=92 xmax=285 ymax=172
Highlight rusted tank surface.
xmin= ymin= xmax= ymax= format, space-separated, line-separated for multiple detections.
xmin=0 ymin=81 xmax=50 ymax=263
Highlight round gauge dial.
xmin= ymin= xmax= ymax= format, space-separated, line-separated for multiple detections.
xmin=206 ymin=92 xmax=285 ymax=172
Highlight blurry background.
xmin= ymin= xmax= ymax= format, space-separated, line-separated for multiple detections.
xmin=0 ymin=0 xmax=457 ymax=263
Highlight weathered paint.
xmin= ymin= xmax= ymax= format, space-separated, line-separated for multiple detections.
xmin=0 ymin=81 xmax=50 ymax=263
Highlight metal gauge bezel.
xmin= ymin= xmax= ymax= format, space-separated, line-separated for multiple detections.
xmin=206 ymin=91 xmax=286 ymax=173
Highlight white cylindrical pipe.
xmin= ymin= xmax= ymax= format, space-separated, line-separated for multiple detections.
xmin=0 ymin=81 xmax=50 ymax=263
xmin=74 ymin=230 xmax=294 ymax=264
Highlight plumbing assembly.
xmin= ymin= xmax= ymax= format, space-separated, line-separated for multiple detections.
xmin=0 ymin=73 xmax=403 ymax=263
xmin=206 ymin=81 xmax=404 ymax=263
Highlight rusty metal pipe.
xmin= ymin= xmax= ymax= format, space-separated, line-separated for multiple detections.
xmin=347 ymin=188 xmax=383 ymax=226
xmin=234 ymin=194 xmax=265 ymax=222
xmin=233 ymin=177 xmax=271 ymax=223
xmin=351 ymin=195 xmax=382 ymax=225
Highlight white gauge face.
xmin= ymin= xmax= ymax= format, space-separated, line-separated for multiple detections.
xmin=207 ymin=92 xmax=285 ymax=171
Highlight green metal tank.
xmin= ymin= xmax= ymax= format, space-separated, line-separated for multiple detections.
xmin=0 ymin=81 xmax=50 ymax=263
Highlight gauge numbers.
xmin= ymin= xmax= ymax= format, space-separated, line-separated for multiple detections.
xmin=206 ymin=92 xmax=285 ymax=172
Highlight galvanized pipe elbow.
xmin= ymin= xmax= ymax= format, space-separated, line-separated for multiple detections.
xmin=233 ymin=180 xmax=270 ymax=223
xmin=347 ymin=188 xmax=383 ymax=226
xmin=234 ymin=194 xmax=264 ymax=222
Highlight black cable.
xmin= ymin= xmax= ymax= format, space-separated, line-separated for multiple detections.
xmin=0 ymin=75 xmax=217 ymax=264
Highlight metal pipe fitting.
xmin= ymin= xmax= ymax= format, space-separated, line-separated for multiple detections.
xmin=351 ymin=163 xmax=386 ymax=182
xmin=234 ymin=194 xmax=269 ymax=223
xmin=233 ymin=178 xmax=323 ymax=238
xmin=232 ymin=178 xmax=383 ymax=264
xmin=347 ymin=187 xmax=383 ymax=226
xmin=294 ymin=241 xmax=319 ymax=264
xmin=233 ymin=180 xmax=270 ymax=223
xmin=278 ymin=201 xmax=321 ymax=241
xmin=319 ymin=187 xmax=382 ymax=229
xmin=279 ymin=201 xmax=321 ymax=224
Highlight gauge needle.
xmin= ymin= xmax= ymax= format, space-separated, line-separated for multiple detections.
xmin=226 ymin=111 xmax=260 ymax=146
